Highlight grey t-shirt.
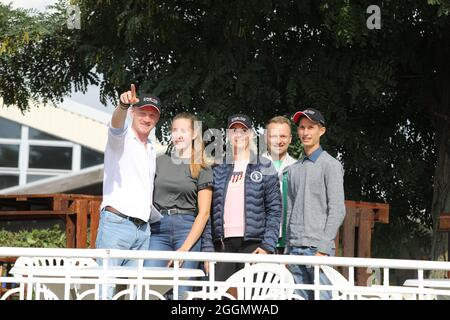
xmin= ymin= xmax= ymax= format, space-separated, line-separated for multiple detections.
xmin=153 ymin=154 xmax=213 ymax=212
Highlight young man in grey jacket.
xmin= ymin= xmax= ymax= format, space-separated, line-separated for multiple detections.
xmin=285 ymin=108 xmax=346 ymax=300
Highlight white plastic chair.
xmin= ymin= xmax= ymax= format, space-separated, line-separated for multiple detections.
xmin=2 ymin=256 xmax=98 ymax=300
xmin=185 ymin=263 xmax=299 ymax=300
xmin=320 ymin=265 xmax=404 ymax=300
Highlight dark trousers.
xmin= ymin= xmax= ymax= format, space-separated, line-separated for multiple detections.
xmin=214 ymin=237 xmax=261 ymax=282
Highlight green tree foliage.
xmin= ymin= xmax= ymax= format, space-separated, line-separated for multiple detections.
xmin=1 ymin=0 xmax=449 ymax=261
xmin=0 ymin=2 xmax=97 ymax=110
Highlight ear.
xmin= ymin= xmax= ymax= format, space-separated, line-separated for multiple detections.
xmin=319 ymin=126 xmax=326 ymax=137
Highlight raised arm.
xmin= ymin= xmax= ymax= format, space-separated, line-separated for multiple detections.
xmin=111 ymin=84 xmax=140 ymax=129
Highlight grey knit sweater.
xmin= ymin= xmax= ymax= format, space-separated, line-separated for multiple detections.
xmin=285 ymin=148 xmax=346 ymax=255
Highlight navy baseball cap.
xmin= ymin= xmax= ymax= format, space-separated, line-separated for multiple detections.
xmin=227 ymin=114 xmax=253 ymax=129
xmin=293 ymin=108 xmax=326 ymax=126
xmin=134 ymin=94 xmax=162 ymax=114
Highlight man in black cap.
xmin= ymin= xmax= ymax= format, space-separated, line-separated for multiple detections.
xmin=96 ymin=84 xmax=162 ymax=299
xmin=285 ymin=107 xmax=346 ymax=300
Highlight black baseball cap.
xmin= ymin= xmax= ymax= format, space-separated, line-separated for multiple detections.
xmin=227 ymin=114 xmax=253 ymax=129
xmin=293 ymin=108 xmax=326 ymax=126
xmin=134 ymin=94 xmax=162 ymax=114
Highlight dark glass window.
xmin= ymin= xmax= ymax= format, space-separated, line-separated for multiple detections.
xmin=0 ymin=175 xmax=19 ymax=189
xmin=26 ymin=175 xmax=54 ymax=183
xmin=29 ymin=146 xmax=72 ymax=170
xmin=0 ymin=144 xmax=19 ymax=167
xmin=81 ymin=147 xmax=103 ymax=168
xmin=0 ymin=117 xmax=21 ymax=139
xmin=29 ymin=127 xmax=63 ymax=141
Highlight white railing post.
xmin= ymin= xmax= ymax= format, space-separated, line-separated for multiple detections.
xmin=280 ymin=265 xmax=286 ymax=300
xmin=209 ymin=261 xmax=216 ymax=300
xmin=64 ymin=261 xmax=70 ymax=300
xmin=382 ymin=268 xmax=389 ymax=286
xmin=101 ymin=254 xmax=108 ymax=300
xmin=35 ymin=279 xmax=41 ymax=300
xmin=348 ymin=266 xmax=355 ymax=300
xmin=173 ymin=260 xmax=179 ymax=300
xmin=19 ymin=278 xmax=25 ymax=300
xmin=314 ymin=265 xmax=320 ymax=300
xmin=136 ymin=258 xmax=143 ymax=300
xmin=418 ymin=269 xmax=424 ymax=300
xmin=26 ymin=266 xmax=33 ymax=300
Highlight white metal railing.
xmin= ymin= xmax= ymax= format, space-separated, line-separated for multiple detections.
xmin=1 ymin=247 xmax=450 ymax=300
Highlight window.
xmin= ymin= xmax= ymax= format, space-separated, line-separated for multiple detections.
xmin=29 ymin=128 xmax=63 ymax=141
xmin=0 ymin=118 xmax=105 ymax=191
xmin=29 ymin=146 xmax=72 ymax=170
xmin=26 ymin=175 xmax=54 ymax=183
xmin=81 ymin=146 xmax=103 ymax=168
xmin=0 ymin=174 xmax=19 ymax=189
xmin=0 ymin=117 xmax=21 ymax=139
xmin=0 ymin=144 xmax=20 ymax=167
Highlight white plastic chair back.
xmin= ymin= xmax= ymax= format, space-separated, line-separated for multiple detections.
xmin=320 ymin=265 xmax=352 ymax=300
xmin=186 ymin=263 xmax=295 ymax=300
xmin=9 ymin=256 xmax=98 ymax=300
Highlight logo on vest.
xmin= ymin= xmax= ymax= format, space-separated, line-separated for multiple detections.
xmin=250 ymin=171 xmax=263 ymax=183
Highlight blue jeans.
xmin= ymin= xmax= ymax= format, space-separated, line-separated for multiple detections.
xmin=144 ymin=213 xmax=201 ymax=299
xmin=95 ymin=209 xmax=150 ymax=299
xmin=287 ymin=246 xmax=333 ymax=300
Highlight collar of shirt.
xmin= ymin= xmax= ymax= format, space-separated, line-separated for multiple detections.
xmin=130 ymin=127 xmax=153 ymax=146
xmin=262 ymin=151 xmax=295 ymax=165
xmin=301 ymin=146 xmax=323 ymax=163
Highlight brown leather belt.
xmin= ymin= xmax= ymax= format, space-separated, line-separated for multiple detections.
xmin=105 ymin=206 xmax=147 ymax=226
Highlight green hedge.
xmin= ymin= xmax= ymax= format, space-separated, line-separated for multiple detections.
xmin=0 ymin=225 xmax=66 ymax=248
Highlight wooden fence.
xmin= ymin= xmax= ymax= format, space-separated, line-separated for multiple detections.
xmin=439 ymin=212 xmax=450 ymax=278
xmin=337 ymin=200 xmax=389 ymax=285
xmin=0 ymin=194 xmax=101 ymax=249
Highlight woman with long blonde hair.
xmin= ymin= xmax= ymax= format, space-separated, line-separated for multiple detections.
xmin=144 ymin=112 xmax=212 ymax=299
